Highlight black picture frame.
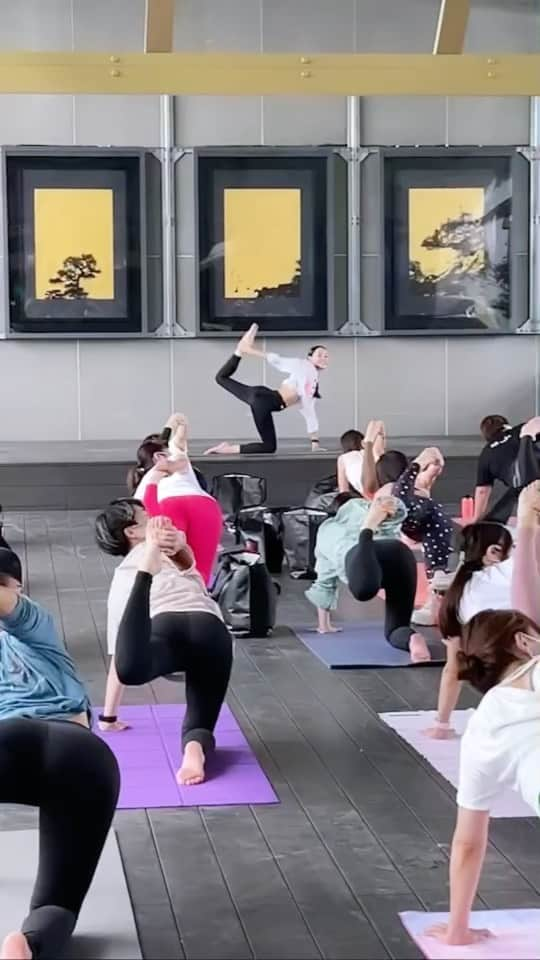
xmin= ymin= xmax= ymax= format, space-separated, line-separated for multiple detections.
xmin=196 ymin=151 xmax=330 ymax=334
xmin=382 ymin=148 xmax=529 ymax=335
xmin=6 ymin=153 xmax=144 ymax=335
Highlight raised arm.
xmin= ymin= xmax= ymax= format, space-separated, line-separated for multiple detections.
xmin=512 ymin=481 xmax=540 ymax=623
xmin=361 ymin=421 xmax=385 ymax=497
xmin=0 ymin=590 xmax=59 ymax=653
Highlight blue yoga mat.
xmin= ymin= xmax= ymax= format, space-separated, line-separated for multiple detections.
xmin=295 ymin=622 xmax=445 ymax=669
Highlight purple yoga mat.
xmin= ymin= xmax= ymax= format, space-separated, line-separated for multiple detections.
xmin=96 ymin=704 xmax=278 ymax=809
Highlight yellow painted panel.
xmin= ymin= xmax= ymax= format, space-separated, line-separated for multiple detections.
xmin=224 ymin=188 xmax=301 ymax=299
xmin=34 ymin=188 xmax=114 ymax=300
xmin=409 ymin=187 xmax=485 ymax=280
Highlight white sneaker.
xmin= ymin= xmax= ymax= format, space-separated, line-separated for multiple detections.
xmin=431 ymin=570 xmax=455 ymax=593
xmin=412 ymin=597 xmax=438 ymax=626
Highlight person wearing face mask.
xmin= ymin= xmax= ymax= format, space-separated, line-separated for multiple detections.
xmin=205 ymin=323 xmax=329 ymax=455
xmin=426 ymin=520 xmax=515 ymax=740
xmin=424 ymin=482 xmax=540 ymax=948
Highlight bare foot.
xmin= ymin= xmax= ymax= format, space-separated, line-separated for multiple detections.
xmin=204 ymin=442 xmax=238 ymax=456
xmin=171 ymin=414 xmax=189 ymax=453
xmin=177 ymin=740 xmax=205 ymax=786
xmin=317 ymin=625 xmax=343 ymax=635
xmin=98 ymin=719 xmax=131 ymax=732
xmin=1 ymin=933 xmax=32 ymax=960
xmin=236 ymin=323 xmax=259 ymax=355
xmin=409 ymin=632 xmax=432 ymax=664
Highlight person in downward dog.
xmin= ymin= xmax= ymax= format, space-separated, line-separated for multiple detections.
xmin=306 ymin=493 xmax=431 ymax=663
xmin=425 ymin=481 xmax=540 ymax=947
xmin=205 ymin=323 xmax=329 ymax=455
xmin=96 ymin=507 xmax=232 ymax=784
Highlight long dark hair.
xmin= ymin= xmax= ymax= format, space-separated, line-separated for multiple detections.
xmin=439 ymin=522 xmax=513 ymax=637
xmin=127 ymin=438 xmax=167 ymax=495
xmin=457 ymin=608 xmax=539 ymax=694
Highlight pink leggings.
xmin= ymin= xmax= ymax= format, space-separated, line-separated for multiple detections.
xmin=144 ymin=493 xmax=223 ymax=584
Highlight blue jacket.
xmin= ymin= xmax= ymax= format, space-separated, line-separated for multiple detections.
xmin=305 ymin=497 xmax=407 ymax=610
xmin=0 ymin=594 xmax=90 ymax=721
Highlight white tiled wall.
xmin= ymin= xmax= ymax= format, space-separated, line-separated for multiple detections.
xmin=0 ymin=0 xmax=537 ymax=440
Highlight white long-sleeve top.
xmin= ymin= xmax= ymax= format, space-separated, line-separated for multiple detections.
xmin=266 ymin=353 xmax=320 ymax=436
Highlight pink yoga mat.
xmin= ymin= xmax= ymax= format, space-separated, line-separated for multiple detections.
xmin=96 ymin=704 xmax=278 ymax=809
xmin=380 ymin=711 xmax=533 ymax=818
xmin=401 ymin=909 xmax=540 ymax=959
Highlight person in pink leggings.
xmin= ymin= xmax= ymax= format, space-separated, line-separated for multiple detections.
xmin=130 ymin=415 xmax=223 ymax=586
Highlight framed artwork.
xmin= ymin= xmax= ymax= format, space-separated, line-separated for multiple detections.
xmin=383 ymin=149 xmax=529 ymax=334
xmin=196 ymin=150 xmax=344 ymax=334
xmin=5 ymin=151 xmax=148 ymax=335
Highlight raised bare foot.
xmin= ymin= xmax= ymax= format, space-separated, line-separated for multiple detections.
xmin=98 ymin=719 xmax=131 ymax=732
xmin=409 ymin=632 xmax=432 ymax=664
xmin=236 ymin=323 xmax=259 ymax=355
xmin=204 ymin=442 xmax=237 ymax=455
xmin=1 ymin=933 xmax=32 ymax=960
xmin=177 ymin=740 xmax=205 ymax=786
xmin=170 ymin=414 xmax=189 ymax=453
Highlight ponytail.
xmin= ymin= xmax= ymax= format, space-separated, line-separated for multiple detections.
xmin=126 ymin=463 xmax=145 ymax=496
xmin=439 ymin=561 xmax=482 ymax=637
xmin=439 ymin=521 xmax=513 ymax=638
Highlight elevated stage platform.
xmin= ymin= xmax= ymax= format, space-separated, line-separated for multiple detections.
xmin=0 ymin=436 xmax=483 ymax=510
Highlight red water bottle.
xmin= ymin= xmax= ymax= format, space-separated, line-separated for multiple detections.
xmin=461 ymin=496 xmax=474 ymax=522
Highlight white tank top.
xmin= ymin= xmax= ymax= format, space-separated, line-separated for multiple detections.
xmin=340 ymin=450 xmax=364 ymax=494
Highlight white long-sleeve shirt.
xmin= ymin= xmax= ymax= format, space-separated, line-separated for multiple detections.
xmin=266 ymin=353 xmax=320 ymax=436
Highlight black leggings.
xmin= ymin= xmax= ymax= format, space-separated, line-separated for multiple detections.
xmin=115 ymin=572 xmax=233 ymax=752
xmin=345 ymin=530 xmax=417 ymax=651
xmin=0 ymin=717 xmax=119 ymax=960
xmin=215 ymin=354 xmax=284 ymax=454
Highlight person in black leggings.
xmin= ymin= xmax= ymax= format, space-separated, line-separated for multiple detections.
xmin=0 ymin=719 xmax=119 ymax=960
xmin=114 ymin=517 xmax=233 ymax=785
xmin=0 ymin=550 xmax=119 ymax=960
xmin=205 ymin=324 xmax=329 ymax=456
xmin=213 ymin=352 xmax=286 ymax=454
xmin=346 ymin=530 xmax=419 ymax=653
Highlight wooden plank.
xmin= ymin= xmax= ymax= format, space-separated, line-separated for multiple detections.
xmin=149 ymin=808 xmax=253 ymax=959
xmin=202 ymin=806 xmax=322 ymax=959
xmin=0 ymin=52 xmax=537 ymax=96
xmin=114 ymin=810 xmax=184 ymax=959
xmin=145 ymin=0 xmax=175 ymax=53
xmin=433 ymin=0 xmax=471 ymax=55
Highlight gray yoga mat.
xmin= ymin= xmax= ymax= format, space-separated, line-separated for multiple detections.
xmin=295 ymin=622 xmax=445 ymax=669
xmin=0 ymin=830 xmax=141 ymax=959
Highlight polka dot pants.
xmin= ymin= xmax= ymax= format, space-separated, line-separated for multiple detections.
xmin=401 ymin=497 xmax=453 ymax=577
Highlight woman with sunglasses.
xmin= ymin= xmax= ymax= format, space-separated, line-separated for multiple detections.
xmin=425 ymin=481 xmax=540 ymax=947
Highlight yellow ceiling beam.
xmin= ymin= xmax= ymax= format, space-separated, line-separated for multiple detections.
xmin=433 ymin=0 xmax=471 ymax=55
xmin=144 ymin=0 xmax=175 ymax=53
xmin=0 ymin=52 xmax=537 ymax=96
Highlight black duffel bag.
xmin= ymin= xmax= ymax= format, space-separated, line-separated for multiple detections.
xmin=281 ymin=508 xmax=328 ymax=580
xmin=211 ymin=550 xmax=277 ymax=637
xmin=237 ymin=507 xmax=284 ymax=575
xmin=211 ymin=474 xmax=267 ymax=517
xmin=304 ymin=473 xmax=338 ymax=513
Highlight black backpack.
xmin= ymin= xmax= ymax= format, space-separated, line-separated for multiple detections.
xmin=304 ymin=473 xmax=338 ymax=513
xmin=281 ymin=508 xmax=328 ymax=580
xmin=236 ymin=506 xmax=284 ymax=575
xmin=211 ymin=550 xmax=278 ymax=637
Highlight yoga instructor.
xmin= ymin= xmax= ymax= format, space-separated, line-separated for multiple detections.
xmin=205 ymin=323 xmax=329 ymax=455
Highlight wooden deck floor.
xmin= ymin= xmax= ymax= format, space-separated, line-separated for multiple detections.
xmin=2 ymin=511 xmax=539 ymax=960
